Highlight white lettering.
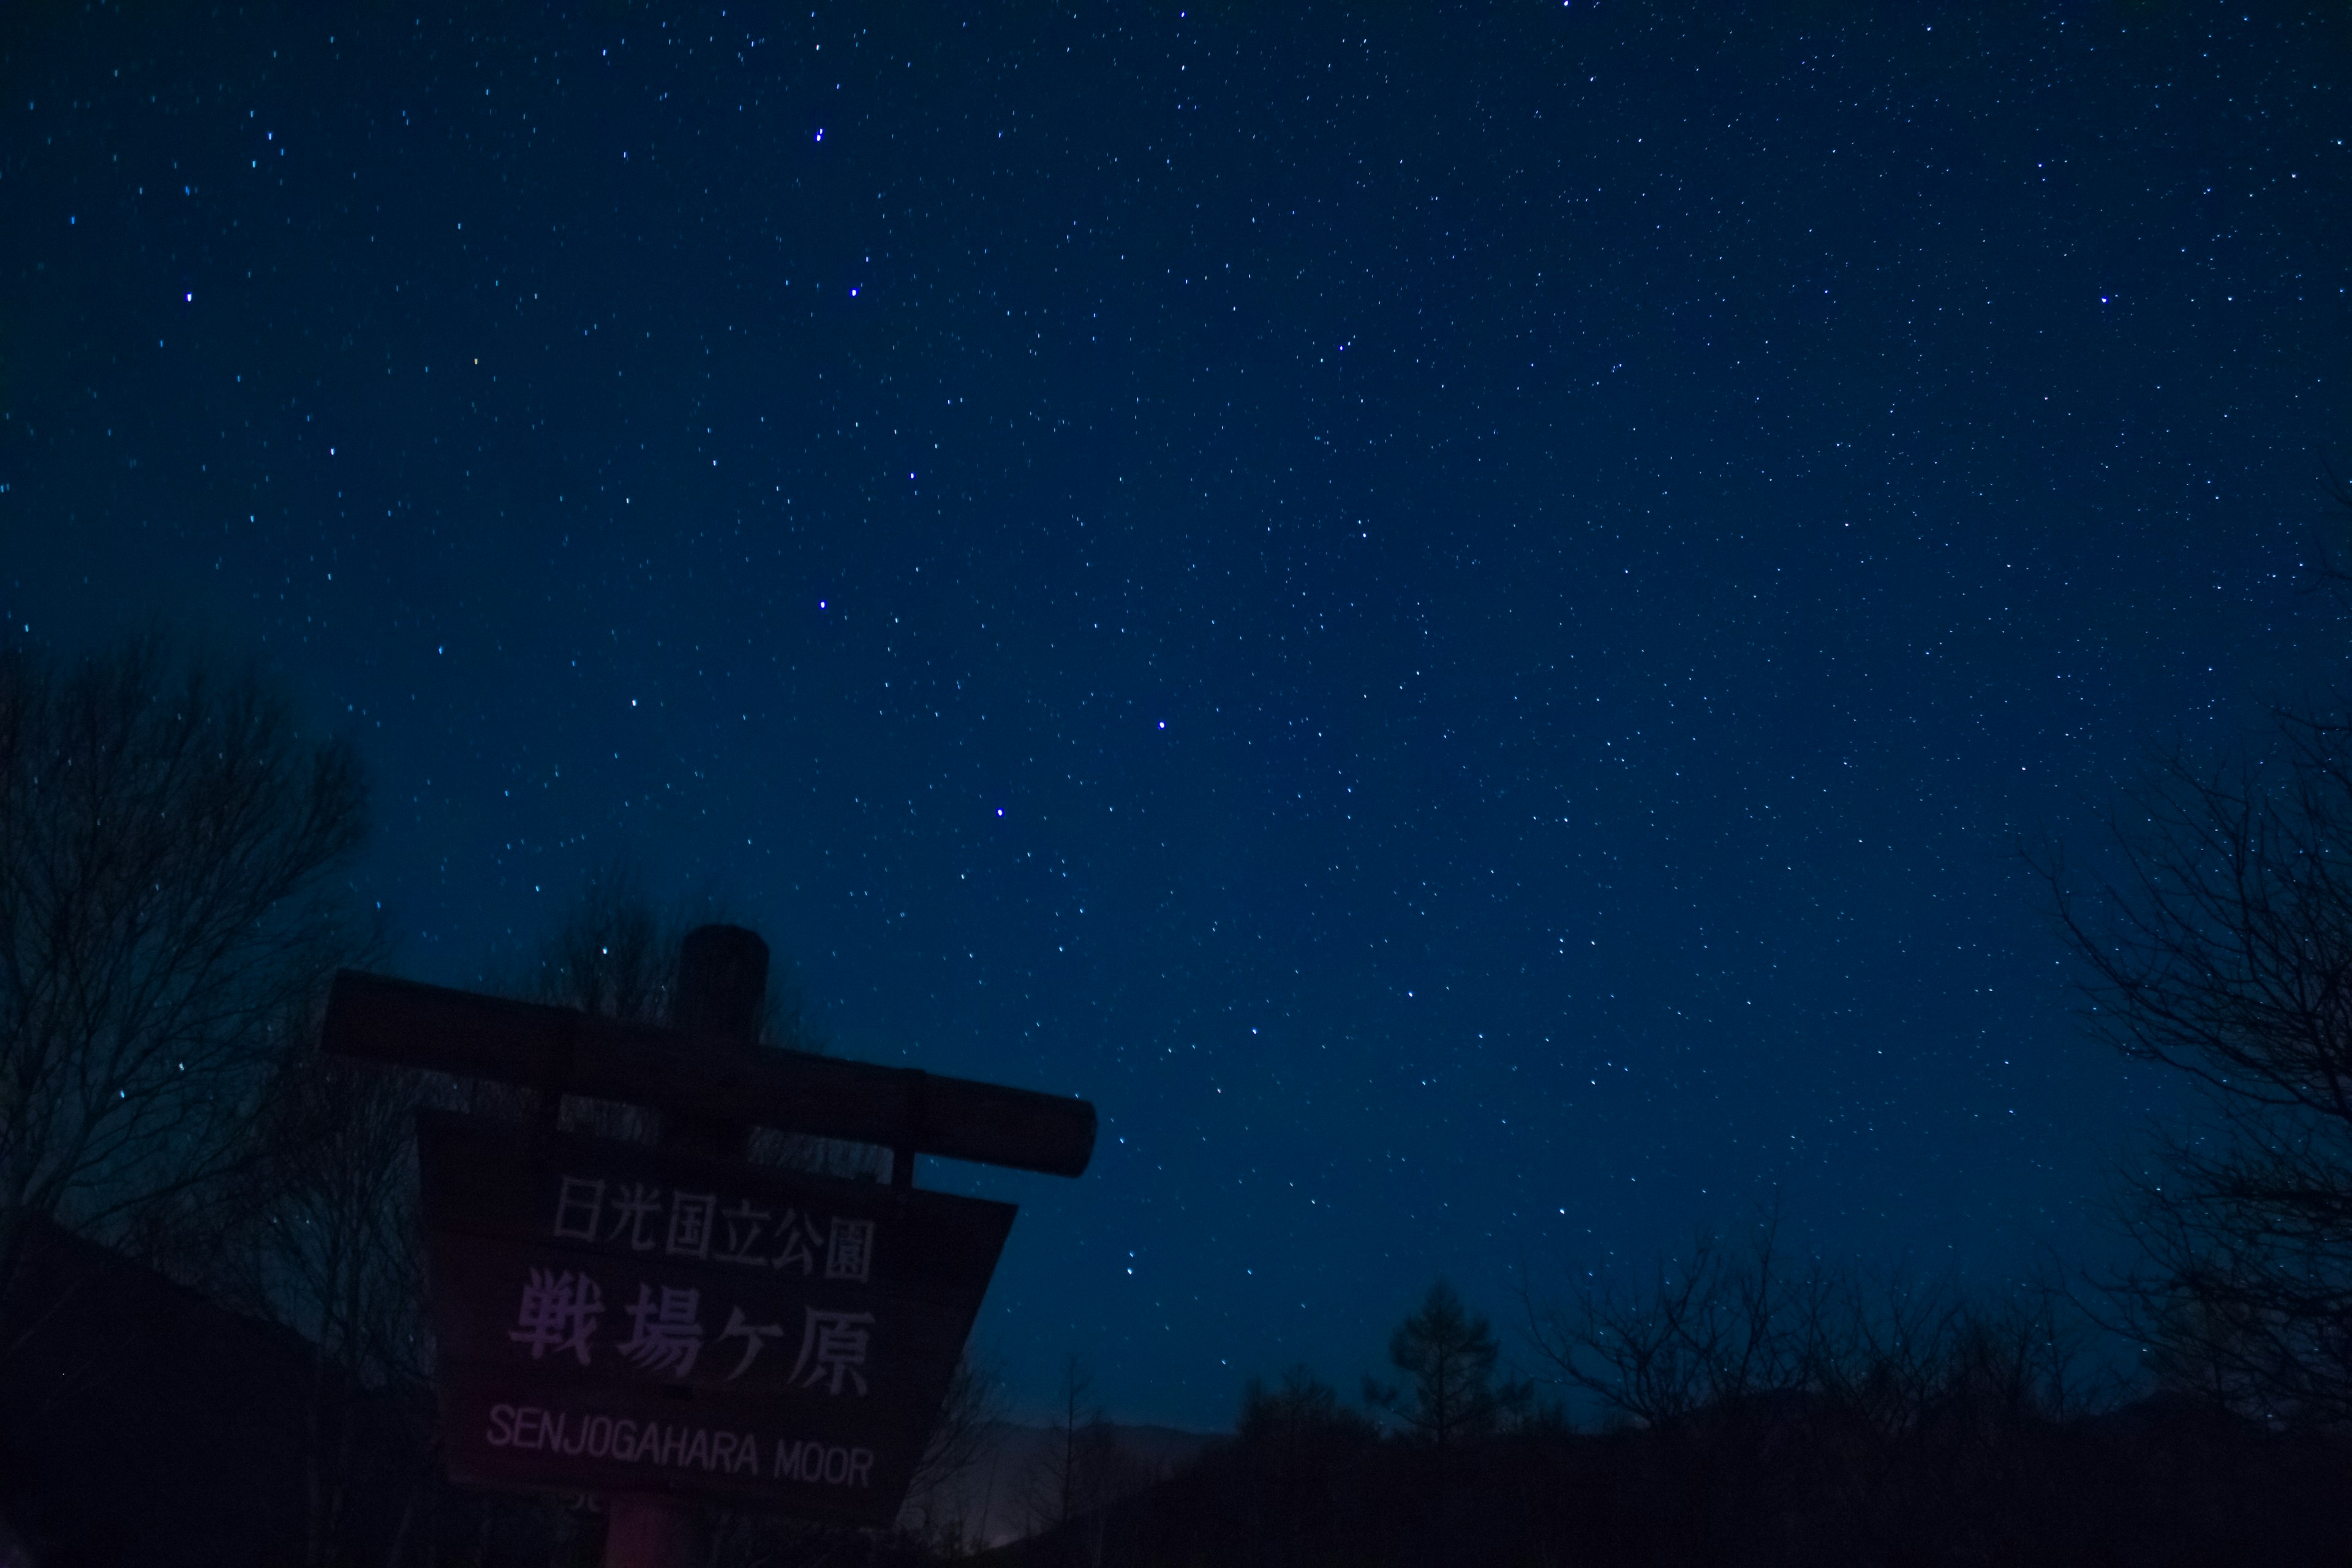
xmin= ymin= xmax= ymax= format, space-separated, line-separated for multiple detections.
xmin=606 ymin=1182 xmax=664 ymax=1250
xmin=543 ymin=1163 xmax=883 ymax=1278
xmin=790 ymin=1307 xmax=875 ymax=1395
xmin=668 ymin=1191 xmax=717 ymax=1258
xmin=510 ymin=1270 xmax=604 ymax=1365
xmin=617 ymin=1284 xmax=705 ymax=1378
xmin=713 ymin=1199 xmax=772 ymax=1264
xmin=489 ymin=1401 xmax=873 ymax=1487
xmin=824 ymin=1216 xmax=875 ymax=1282
xmin=552 ymin=1175 xmax=605 ymax=1240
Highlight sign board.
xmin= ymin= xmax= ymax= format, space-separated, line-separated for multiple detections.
xmin=326 ymin=970 xmax=1095 ymax=1178
xmin=417 ymin=1111 xmax=1014 ymax=1525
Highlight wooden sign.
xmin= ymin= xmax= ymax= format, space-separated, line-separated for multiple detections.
xmin=321 ymin=929 xmax=1094 ymax=1556
xmin=417 ymin=1111 xmax=1014 ymax=1525
xmin=326 ymin=971 xmax=1095 ymax=1178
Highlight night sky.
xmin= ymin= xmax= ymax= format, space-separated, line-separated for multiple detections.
xmin=4 ymin=2 xmax=2349 ymax=1429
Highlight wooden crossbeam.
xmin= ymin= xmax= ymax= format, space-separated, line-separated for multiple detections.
xmin=321 ymin=970 xmax=1096 ymax=1178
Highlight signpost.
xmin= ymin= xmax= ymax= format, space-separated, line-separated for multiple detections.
xmin=417 ymin=1110 xmax=1014 ymax=1520
xmin=320 ymin=925 xmax=1095 ymax=1566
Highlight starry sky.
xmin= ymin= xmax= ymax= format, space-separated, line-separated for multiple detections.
xmin=4 ymin=2 xmax=2350 ymax=1429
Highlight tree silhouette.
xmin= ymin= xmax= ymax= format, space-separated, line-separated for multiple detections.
xmin=1365 ymin=1280 xmax=1518 ymax=1448
xmin=1016 ymin=1354 xmax=1133 ymax=1565
xmin=0 ymin=633 xmax=371 ymax=1285
xmin=2045 ymin=722 xmax=2352 ymax=1426
xmin=1243 ymin=1364 xmax=1377 ymax=1450
xmin=230 ymin=1046 xmax=432 ymax=1567
xmin=1519 ymin=1212 xmax=1825 ymax=1430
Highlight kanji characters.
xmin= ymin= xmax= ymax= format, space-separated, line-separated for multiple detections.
xmin=509 ymin=1269 xmax=604 ymax=1365
xmin=824 ymin=1217 xmax=875 ymax=1283
xmin=667 ymin=1191 xmax=716 ymax=1259
xmin=617 ymin=1284 xmax=704 ymax=1378
xmin=716 ymin=1305 xmax=785 ymax=1380
xmin=552 ymin=1177 xmax=605 ymax=1242
xmin=791 ymin=1307 xmax=875 ymax=1395
xmin=540 ymin=1166 xmax=881 ymax=1281
xmin=712 ymin=1199 xmax=772 ymax=1265
xmin=605 ymin=1182 xmax=665 ymax=1251
xmin=770 ymin=1212 xmax=824 ymax=1276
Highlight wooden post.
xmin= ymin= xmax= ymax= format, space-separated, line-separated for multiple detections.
xmin=603 ymin=924 xmax=769 ymax=1568
xmin=324 ymin=970 xmax=1095 ymax=1175
xmin=661 ymin=924 xmax=767 ymax=1161
xmin=603 ymin=1494 xmax=696 ymax=1568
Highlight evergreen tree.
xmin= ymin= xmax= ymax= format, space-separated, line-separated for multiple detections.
xmin=1365 ymin=1280 xmax=1513 ymax=1447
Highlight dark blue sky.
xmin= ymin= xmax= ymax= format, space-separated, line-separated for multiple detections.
xmin=4 ymin=2 xmax=2348 ymax=1428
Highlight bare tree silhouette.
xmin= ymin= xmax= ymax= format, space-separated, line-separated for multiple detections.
xmin=2045 ymin=726 xmax=2352 ymax=1426
xmin=1522 ymin=1214 xmax=2103 ymax=1564
xmin=1019 ymin=1355 xmax=1133 ymax=1566
xmin=0 ymin=632 xmax=372 ymax=1287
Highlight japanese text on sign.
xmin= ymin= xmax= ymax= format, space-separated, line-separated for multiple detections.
xmin=552 ymin=1177 xmax=876 ymax=1282
xmin=507 ymin=1269 xmax=874 ymax=1394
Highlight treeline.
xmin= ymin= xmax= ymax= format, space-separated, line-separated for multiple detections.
xmin=993 ymin=1262 xmax=2351 ymax=1568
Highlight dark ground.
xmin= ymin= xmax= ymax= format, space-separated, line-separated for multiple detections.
xmin=7 ymin=1218 xmax=2350 ymax=1568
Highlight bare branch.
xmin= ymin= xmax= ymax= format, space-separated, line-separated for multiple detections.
xmin=0 ymin=633 xmax=372 ymax=1257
